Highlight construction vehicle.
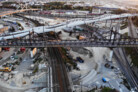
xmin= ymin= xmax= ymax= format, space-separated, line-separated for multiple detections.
xmin=79 ymin=36 xmax=86 ymax=40
xmin=0 ymin=67 xmax=11 ymax=72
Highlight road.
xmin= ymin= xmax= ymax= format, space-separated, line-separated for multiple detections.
xmin=0 ymin=48 xmax=17 ymax=65
xmin=114 ymin=48 xmax=138 ymax=90
xmin=15 ymin=50 xmax=33 ymax=73
xmin=48 ymin=47 xmax=71 ymax=92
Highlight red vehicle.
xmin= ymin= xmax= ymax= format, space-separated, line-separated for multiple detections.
xmin=2 ymin=48 xmax=10 ymax=51
xmin=20 ymin=47 xmax=26 ymax=52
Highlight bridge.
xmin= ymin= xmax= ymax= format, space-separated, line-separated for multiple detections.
xmin=0 ymin=38 xmax=138 ymax=47
xmin=0 ymin=13 xmax=138 ymax=40
xmin=0 ymin=11 xmax=137 ymax=47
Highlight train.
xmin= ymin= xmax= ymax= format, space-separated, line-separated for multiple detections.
xmin=3 ymin=19 xmax=17 ymax=25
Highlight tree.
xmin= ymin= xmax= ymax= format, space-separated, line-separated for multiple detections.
xmin=101 ymin=87 xmax=119 ymax=92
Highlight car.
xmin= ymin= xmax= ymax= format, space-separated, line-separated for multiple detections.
xmin=76 ymin=57 xmax=84 ymax=63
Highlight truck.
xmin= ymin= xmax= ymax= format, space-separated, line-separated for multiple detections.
xmin=2 ymin=47 xmax=10 ymax=51
xmin=73 ymin=26 xmax=84 ymax=31
xmin=20 ymin=47 xmax=26 ymax=52
xmin=76 ymin=57 xmax=84 ymax=63
xmin=10 ymin=55 xmax=18 ymax=60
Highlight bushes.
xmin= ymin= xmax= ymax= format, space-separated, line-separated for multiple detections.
xmin=132 ymin=16 xmax=138 ymax=27
xmin=30 ymin=2 xmax=92 ymax=11
xmin=33 ymin=57 xmax=43 ymax=64
xmin=120 ymin=21 xmax=128 ymax=30
xmin=33 ymin=66 xmax=38 ymax=74
xmin=60 ymin=48 xmax=76 ymax=66
xmin=87 ymin=87 xmax=119 ymax=92
xmin=111 ymin=9 xmax=127 ymax=14
xmin=125 ymin=48 xmax=138 ymax=67
xmin=101 ymin=87 xmax=119 ymax=92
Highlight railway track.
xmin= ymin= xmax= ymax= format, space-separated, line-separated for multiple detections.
xmin=48 ymin=48 xmax=60 ymax=92
xmin=122 ymin=48 xmax=138 ymax=88
xmin=114 ymin=49 xmax=138 ymax=90
xmin=48 ymin=47 xmax=71 ymax=92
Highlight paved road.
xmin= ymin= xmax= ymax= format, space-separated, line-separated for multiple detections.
xmin=0 ymin=87 xmax=25 ymax=92
xmin=0 ymin=48 xmax=16 ymax=65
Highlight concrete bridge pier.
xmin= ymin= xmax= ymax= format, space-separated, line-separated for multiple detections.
xmin=109 ymin=48 xmax=114 ymax=62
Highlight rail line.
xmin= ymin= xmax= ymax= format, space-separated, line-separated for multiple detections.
xmin=48 ymin=47 xmax=71 ymax=92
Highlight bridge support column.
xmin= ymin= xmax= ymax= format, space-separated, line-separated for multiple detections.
xmin=109 ymin=48 xmax=114 ymax=62
xmin=99 ymin=9 xmax=101 ymax=14
xmin=105 ymin=20 xmax=107 ymax=27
